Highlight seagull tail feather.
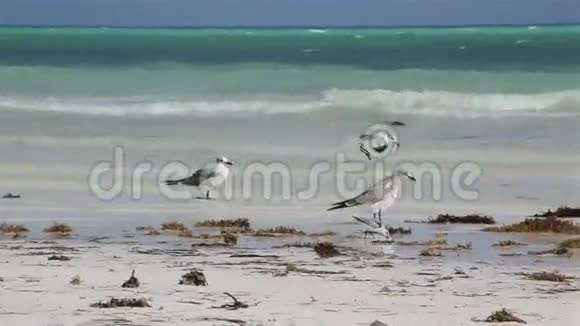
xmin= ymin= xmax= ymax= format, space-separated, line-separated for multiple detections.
xmin=164 ymin=179 xmax=182 ymax=186
xmin=327 ymin=199 xmax=358 ymax=211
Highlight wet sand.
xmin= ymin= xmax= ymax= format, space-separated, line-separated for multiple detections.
xmin=1 ymin=225 xmax=579 ymax=326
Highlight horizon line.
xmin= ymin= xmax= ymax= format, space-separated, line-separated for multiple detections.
xmin=1 ymin=21 xmax=580 ymax=29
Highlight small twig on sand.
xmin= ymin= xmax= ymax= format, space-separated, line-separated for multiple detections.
xmin=212 ymin=292 xmax=249 ymax=310
xmin=121 ymin=270 xmax=140 ymax=288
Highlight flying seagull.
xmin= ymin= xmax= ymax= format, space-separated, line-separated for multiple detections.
xmin=165 ymin=156 xmax=233 ymax=199
xmin=352 ymin=215 xmax=392 ymax=240
xmin=328 ymin=170 xmax=416 ymax=222
xmin=358 ymin=122 xmax=402 ymax=160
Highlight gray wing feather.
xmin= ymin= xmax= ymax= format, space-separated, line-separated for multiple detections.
xmin=182 ymin=168 xmax=216 ymax=186
xmin=353 ymin=175 xmax=394 ymax=204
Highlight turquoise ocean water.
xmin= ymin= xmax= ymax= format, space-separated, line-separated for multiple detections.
xmin=0 ymin=26 xmax=579 ymax=232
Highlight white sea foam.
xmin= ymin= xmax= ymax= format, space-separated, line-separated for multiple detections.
xmin=1 ymin=89 xmax=579 ymax=118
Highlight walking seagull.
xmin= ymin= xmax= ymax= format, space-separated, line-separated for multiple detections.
xmin=358 ymin=129 xmax=400 ymax=160
xmin=165 ymin=156 xmax=233 ymax=199
xmin=352 ymin=215 xmax=392 ymax=240
xmin=327 ymin=170 xmax=416 ymax=222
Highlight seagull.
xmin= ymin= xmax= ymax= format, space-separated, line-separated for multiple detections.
xmin=327 ymin=170 xmax=416 ymax=222
xmin=358 ymin=126 xmax=401 ymax=160
xmin=352 ymin=215 xmax=392 ymax=240
xmin=165 ymin=156 xmax=233 ymax=199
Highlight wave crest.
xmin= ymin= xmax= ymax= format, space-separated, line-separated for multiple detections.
xmin=1 ymin=89 xmax=579 ymax=118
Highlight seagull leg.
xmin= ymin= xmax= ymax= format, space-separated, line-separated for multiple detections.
xmin=378 ymin=210 xmax=382 ymax=224
xmin=206 ymin=190 xmax=210 ymax=200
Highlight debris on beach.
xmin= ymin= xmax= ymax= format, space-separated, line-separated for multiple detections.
xmin=273 ymin=242 xmax=315 ymax=249
xmin=398 ymin=233 xmax=448 ymax=247
xmin=483 ymin=308 xmax=527 ymax=324
xmin=493 ymin=240 xmax=527 ymax=247
xmin=426 ymin=214 xmax=496 ymax=224
xmin=0 ymin=223 xmax=29 ymax=239
xmin=47 ymin=255 xmax=71 ymax=261
xmin=520 ymin=271 xmax=575 ymax=282
xmin=277 ymin=263 xmax=348 ymax=276
xmin=388 ymin=226 xmax=412 ymax=235
xmin=195 ymin=218 xmax=251 ymax=232
xmin=136 ymin=226 xmax=161 ymax=235
xmin=212 ymin=292 xmax=249 ymax=310
xmin=254 ymin=226 xmax=306 ymax=237
xmin=558 ymin=237 xmax=580 ymax=249
xmin=483 ymin=217 xmax=580 ymax=234
xmin=308 ymin=230 xmax=337 ymax=237
xmin=528 ymin=247 xmax=571 ymax=256
xmin=533 ymin=206 xmax=580 ymax=218
xmin=70 ymin=274 xmax=81 ymax=286
xmin=145 ymin=228 xmax=161 ymax=235
xmin=161 ymin=221 xmax=193 ymax=237
xmin=90 ymin=297 xmax=150 ymax=308
xmin=161 ymin=221 xmax=188 ymax=232
xmin=199 ymin=317 xmax=246 ymax=325
xmin=43 ymin=222 xmax=74 ymax=236
xmin=420 ymin=248 xmax=443 ymax=257
xmin=222 ymin=231 xmax=238 ymax=246
xmin=314 ymin=242 xmax=341 ymax=258
xmin=121 ymin=270 xmax=140 ymax=288
xmin=2 ymin=193 xmax=21 ymax=199
xmin=370 ymin=320 xmax=388 ymax=326
xmin=136 ymin=225 xmax=155 ymax=232
xmin=179 ymin=269 xmax=208 ymax=286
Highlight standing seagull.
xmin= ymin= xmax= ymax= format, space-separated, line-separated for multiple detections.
xmin=327 ymin=170 xmax=416 ymax=222
xmin=352 ymin=215 xmax=392 ymax=240
xmin=165 ymin=156 xmax=233 ymax=199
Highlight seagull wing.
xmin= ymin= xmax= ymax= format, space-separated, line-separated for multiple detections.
xmin=180 ymin=168 xmax=216 ymax=186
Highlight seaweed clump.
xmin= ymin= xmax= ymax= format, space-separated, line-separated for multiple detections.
xmin=48 ymin=255 xmax=71 ymax=261
xmin=483 ymin=217 xmax=580 ymax=234
xmin=160 ymin=222 xmax=192 ymax=237
xmin=493 ymin=240 xmax=527 ymax=247
xmin=161 ymin=221 xmax=188 ymax=232
xmin=90 ymin=298 xmax=150 ymax=308
xmin=558 ymin=237 xmax=580 ymax=249
xmin=0 ymin=222 xmax=29 ymax=234
xmin=195 ymin=218 xmax=251 ymax=230
xmin=222 ymin=231 xmax=238 ymax=246
xmin=523 ymin=271 xmax=575 ymax=282
xmin=420 ymin=248 xmax=443 ymax=257
xmin=179 ymin=269 xmax=208 ymax=286
xmin=427 ymin=214 xmax=495 ymax=224
xmin=313 ymin=242 xmax=341 ymax=258
xmin=254 ymin=226 xmax=306 ymax=237
xmin=533 ymin=206 xmax=580 ymax=218
xmin=485 ymin=308 xmax=527 ymax=324
xmin=43 ymin=223 xmax=73 ymax=236
xmin=308 ymin=230 xmax=337 ymax=237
